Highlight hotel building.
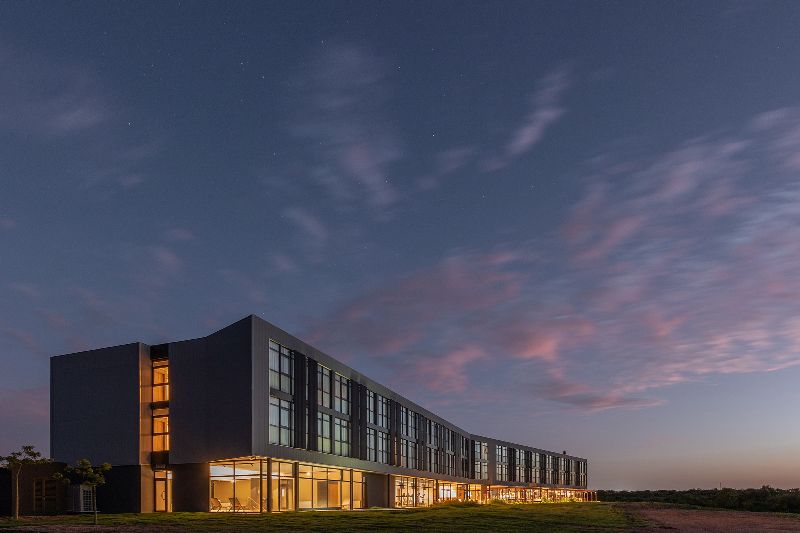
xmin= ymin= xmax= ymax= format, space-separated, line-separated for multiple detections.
xmin=50 ymin=315 xmax=594 ymax=512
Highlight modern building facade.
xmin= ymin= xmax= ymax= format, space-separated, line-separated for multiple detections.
xmin=50 ymin=315 xmax=594 ymax=513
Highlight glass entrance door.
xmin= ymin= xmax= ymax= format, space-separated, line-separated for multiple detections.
xmin=155 ymin=470 xmax=173 ymax=512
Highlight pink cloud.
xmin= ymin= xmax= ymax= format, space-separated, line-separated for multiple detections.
xmin=305 ymin=105 xmax=800 ymax=414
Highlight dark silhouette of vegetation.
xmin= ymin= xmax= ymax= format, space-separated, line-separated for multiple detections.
xmin=54 ymin=459 xmax=111 ymax=525
xmin=599 ymin=486 xmax=800 ymax=513
xmin=0 ymin=445 xmax=52 ymax=519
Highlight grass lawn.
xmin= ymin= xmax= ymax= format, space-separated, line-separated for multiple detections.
xmin=0 ymin=502 xmax=641 ymax=532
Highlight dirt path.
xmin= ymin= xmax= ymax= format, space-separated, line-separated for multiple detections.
xmin=621 ymin=503 xmax=800 ymax=532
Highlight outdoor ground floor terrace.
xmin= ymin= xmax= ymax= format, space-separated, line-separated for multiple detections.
xmin=199 ymin=457 xmax=596 ymax=513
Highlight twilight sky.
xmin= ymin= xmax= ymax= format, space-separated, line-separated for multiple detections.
xmin=2 ymin=1 xmax=800 ymax=490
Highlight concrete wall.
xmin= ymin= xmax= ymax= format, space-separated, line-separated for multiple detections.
xmin=51 ymin=343 xmax=149 ymax=466
xmin=169 ymin=317 xmax=253 ymax=464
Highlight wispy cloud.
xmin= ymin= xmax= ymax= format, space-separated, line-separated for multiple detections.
xmin=0 ymin=44 xmax=162 ymax=191
xmin=283 ymin=207 xmax=329 ymax=245
xmin=309 ymin=106 xmax=800 ymax=411
xmin=288 ymin=44 xmax=402 ymax=211
xmin=481 ymin=67 xmax=570 ymax=172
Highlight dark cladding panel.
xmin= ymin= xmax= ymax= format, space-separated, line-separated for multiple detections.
xmin=306 ymin=358 xmax=318 ymax=451
xmin=292 ymin=351 xmax=307 ymax=450
xmin=51 ymin=343 xmax=146 ymax=466
xmin=170 ymin=317 xmax=254 ymax=464
xmin=364 ymin=472 xmax=389 ymax=508
xmin=172 ymin=462 xmax=209 ymax=512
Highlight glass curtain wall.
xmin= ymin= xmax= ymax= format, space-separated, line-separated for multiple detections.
xmin=392 ymin=476 xmax=438 ymax=507
xmin=209 ymin=461 xmax=262 ymax=512
xmin=211 ymin=459 xmax=363 ymax=512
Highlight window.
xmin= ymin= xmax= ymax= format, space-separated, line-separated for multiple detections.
xmin=367 ymin=390 xmax=389 ymax=428
xmin=376 ymin=395 xmax=389 ymax=428
xmin=317 ymin=412 xmax=331 ymax=453
xmin=376 ymin=430 xmax=389 ymax=464
xmin=333 ymin=418 xmax=350 ymax=456
xmin=367 ymin=390 xmax=375 ymax=423
xmin=399 ymin=438 xmax=416 ymax=468
xmin=317 ymin=366 xmax=331 ymax=408
xmin=514 ymin=449 xmax=525 ymax=482
xmin=151 ymin=360 xmax=170 ymax=452
xmin=152 ymin=407 xmax=170 ymax=452
xmin=152 ymin=359 xmax=169 ymax=402
xmin=270 ymin=461 xmax=295 ymax=511
xmin=367 ymin=428 xmax=376 ymax=462
xmin=269 ymin=340 xmax=294 ymax=394
xmin=269 ymin=396 xmax=294 ymax=446
xmin=333 ymin=373 xmax=349 ymax=414
xmin=496 ymin=445 xmax=508 ymax=481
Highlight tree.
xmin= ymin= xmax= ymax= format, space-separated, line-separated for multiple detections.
xmin=54 ymin=459 xmax=111 ymax=525
xmin=0 ymin=445 xmax=53 ymax=520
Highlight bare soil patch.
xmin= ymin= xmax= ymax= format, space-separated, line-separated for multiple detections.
xmin=621 ymin=502 xmax=800 ymax=532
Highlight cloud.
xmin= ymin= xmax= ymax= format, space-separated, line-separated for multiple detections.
xmin=7 ymin=282 xmax=41 ymax=301
xmin=283 ymin=207 xmax=328 ymax=244
xmin=289 ymin=44 xmax=402 ymax=211
xmin=164 ymin=228 xmax=196 ymax=242
xmin=0 ymin=46 xmax=108 ymax=137
xmin=481 ymin=67 xmax=570 ymax=171
xmin=416 ymin=147 xmax=475 ymax=190
xmin=0 ymin=45 xmax=162 ymax=191
xmin=309 ymin=105 xmax=800 ymax=412
xmin=0 ymin=218 xmax=17 ymax=230
xmin=150 ymin=246 xmax=182 ymax=273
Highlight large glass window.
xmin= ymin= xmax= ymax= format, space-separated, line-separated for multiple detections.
xmin=151 ymin=359 xmax=170 ymax=453
xmin=152 ymin=360 xmax=169 ymax=402
xmin=298 ymin=465 xmax=347 ymax=510
xmin=333 ymin=373 xmax=349 ymax=414
xmin=514 ymin=449 xmax=525 ymax=482
xmin=317 ymin=365 xmax=331 ymax=408
xmin=269 ymin=396 xmax=294 ymax=446
xmin=367 ymin=428 xmax=376 ymax=462
xmin=333 ymin=417 xmax=350 ymax=457
xmin=399 ymin=438 xmax=416 ymax=468
xmin=496 ymin=445 xmax=509 ymax=481
xmin=317 ymin=412 xmax=331 ymax=453
xmin=368 ymin=391 xmax=389 ymax=428
xmin=393 ymin=476 xmax=435 ymax=508
xmin=152 ymin=407 xmax=170 ymax=452
xmin=209 ymin=461 xmax=261 ymax=512
xmin=376 ymin=430 xmax=389 ymax=464
xmin=270 ymin=461 xmax=295 ymax=511
xmin=269 ymin=340 xmax=294 ymax=394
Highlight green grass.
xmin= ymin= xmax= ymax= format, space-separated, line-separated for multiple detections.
xmin=0 ymin=503 xmax=635 ymax=532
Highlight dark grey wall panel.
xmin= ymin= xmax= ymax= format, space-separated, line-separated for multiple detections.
xmin=170 ymin=317 xmax=253 ymax=464
xmin=172 ymin=462 xmax=209 ymax=512
xmin=51 ymin=343 xmax=146 ymax=466
xmin=364 ymin=473 xmax=388 ymax=508
xmin=96 ymin=465 xmax=143 ymax=513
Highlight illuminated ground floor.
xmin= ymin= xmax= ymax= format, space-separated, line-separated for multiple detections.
xmin=177 ymin=458 xmax=596 ymax=513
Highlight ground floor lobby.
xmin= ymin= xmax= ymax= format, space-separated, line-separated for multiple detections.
xmin=151 ymin=457 xmax=597 ymax=513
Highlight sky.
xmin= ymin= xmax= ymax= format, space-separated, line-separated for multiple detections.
xmin=1 ymin=1 xmax=800 ymax=490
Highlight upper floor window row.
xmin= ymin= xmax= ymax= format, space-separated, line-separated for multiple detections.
xmin=366 ymin=390 xmax=389 ymax=429
xmin=318 ymin=365 xmax=350 ymax=415
xmin=269 ymin=340 xmax=294 ymax=395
